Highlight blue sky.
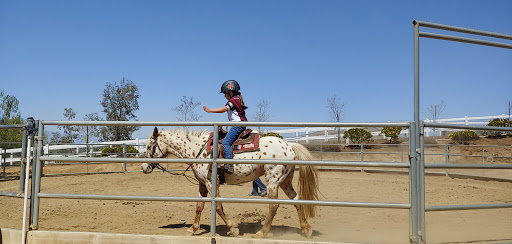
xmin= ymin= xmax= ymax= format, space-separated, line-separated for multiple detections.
xmin=1 ymin=1 xmax=511 ymax=139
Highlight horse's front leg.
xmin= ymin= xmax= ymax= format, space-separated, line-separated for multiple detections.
xmin=257 ymin=183 xmax=279 ymax=237
xmin=188 ymin=183 xmax=208 ymax=235
xmin=205 ymin=176 xmax=239 ymax=237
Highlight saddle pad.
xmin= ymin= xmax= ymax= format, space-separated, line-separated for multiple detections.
xmin=206 ymin=130 xmax=260 ymax=155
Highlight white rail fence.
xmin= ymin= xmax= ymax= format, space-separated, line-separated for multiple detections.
xmin=1 ymin=114 xmax=508 ymax=165
xmin=1 ymin=139 xmax=148 ymax=166
xmin=269 ymin=114 xmax=510 ymax=142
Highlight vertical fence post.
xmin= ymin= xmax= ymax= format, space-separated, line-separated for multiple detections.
xmin=412 ymin=20 xmax=423 ymax=244
xmin=360 ymin=144 xmax=365 ymax=172
xmin=482 ymin=146 xmax=485 ymax=176
xmin=2 ymin=144 xmax=5 ymax=177
xmin=418 ymin=121 xmax=426 ymax=243
xmin=445 ymin=144 xmax=450 ymax=176
xmin=409 ymin=122 xmax=419 ymax=244
xmin=401 ymin=144 xmax=404 ymax=162
xmin=210 ymin=124 xmax=219 ymax=237
xmin=123 ymin=144 xmax=127 ymax=172
xmin=18 ymin=129 xmax=28 ymax=193
xmin=30 ymin=120 xmax=44 ymax=229
xmin=21 ymin=134 xmax=33 ymax=244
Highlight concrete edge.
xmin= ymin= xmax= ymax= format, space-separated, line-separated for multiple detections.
xmin=0 ymin=228 xmax=23 ymax=244
xmin=0 ymin=229 xmax=351 ymax=244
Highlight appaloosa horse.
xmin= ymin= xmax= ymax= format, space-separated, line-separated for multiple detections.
xmin=141 ymin=127 xmax=319 ymax=238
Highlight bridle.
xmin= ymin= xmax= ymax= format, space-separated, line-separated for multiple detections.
xmin=146 ymin=133 xmax=213 ymax=184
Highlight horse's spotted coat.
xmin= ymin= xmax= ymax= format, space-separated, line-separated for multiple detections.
xmin=142 ymin=128 xmax=318 ymax=238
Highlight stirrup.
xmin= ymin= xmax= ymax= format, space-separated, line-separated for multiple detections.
xmin=225 ymin=164 xmax=234 ymax=174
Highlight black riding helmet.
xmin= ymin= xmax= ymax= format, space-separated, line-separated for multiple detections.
xmin=220 ymin=80 xmax=240 ymax=94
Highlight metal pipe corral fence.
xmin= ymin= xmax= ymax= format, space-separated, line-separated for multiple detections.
xmin=413 ymin=19 xmax=511 ymax=243
xmin=1 ymin=20 xmax=511 ymax=244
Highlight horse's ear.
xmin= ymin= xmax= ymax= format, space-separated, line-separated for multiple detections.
xmin=153 ymin=127 xmax=159 ymax=138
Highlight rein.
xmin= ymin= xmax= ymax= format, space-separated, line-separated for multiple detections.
xmin=151 ymin=134 xmax=213 ymax=185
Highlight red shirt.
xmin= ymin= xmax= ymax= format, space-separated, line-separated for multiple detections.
xmin=225 ymin=96 xmax=247 ymax=122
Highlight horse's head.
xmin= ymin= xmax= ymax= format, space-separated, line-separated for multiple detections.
xmin=141 ymin=127 xmax=166 ymax=174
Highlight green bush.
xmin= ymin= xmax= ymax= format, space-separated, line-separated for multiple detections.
xmin=101 ymin=145 xmax=139 ymax=157
xmin=381 ymin=127 xmax=403 ymax=144
xmin=262 ymin=132 xmax=283 ymax=139
xmin=343 ymin=128 xmax=372 ymax=145
xmin=486 ymin=118 xmax=511 ymax=138
xmin=449 ymin=130 xmax=479 ymax=145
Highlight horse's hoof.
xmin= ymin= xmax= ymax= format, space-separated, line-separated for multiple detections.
xmin=229 ymin=227 xmax=239 ymax=237
xmin=303 ymin=228 xmax=313 ymax=238
xmin=256 ymin=230 xmax=267 ymax=238
xmin=187 ymin=226 xmax=197 ymax=235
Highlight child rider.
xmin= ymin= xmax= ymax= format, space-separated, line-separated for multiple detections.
xmin=203 ymin=80 xmax=247 ymax=174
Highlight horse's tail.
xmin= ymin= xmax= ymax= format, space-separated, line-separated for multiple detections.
xmin=291 ymin=143 xmax=319 ymax=220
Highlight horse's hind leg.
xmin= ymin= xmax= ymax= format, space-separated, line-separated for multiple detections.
xmin=279 ymin=172 xmax=313 ymax=238
xmin=187 ymin=183 xmax=208 ymax=235
xmin=256 ymin=182 xmax=279 ymax=237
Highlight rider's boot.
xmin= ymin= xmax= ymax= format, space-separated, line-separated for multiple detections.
xmin=225 ymin=164 xmax=234 ymax=174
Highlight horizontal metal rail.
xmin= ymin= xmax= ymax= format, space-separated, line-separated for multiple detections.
xmin=419 ymin=32 xmax=512 ymax=49
xmin=426 ymin=203 xmax=512 ymax=212
xmin=0 ymin=124 xmax=27 ymax=130
xmin=0 ymin=190 xmax=27 ymax=198
xmin=424 ymin=122 xmax=512 ymax=132
xmin=43 ymin=171 xmax=125 ymax=177
xmin=424 ymin=152 xmax=504 ymax=159
xmin=413 ymin=20 xmax=512 ymax=40
xmin=425 ymin=163 xmax=512 ymax=169
xmin=37 ymin=193 xmax=411 ymax=209
xmin=41 ymin=120 xmax=410 ymax=128
xmin=39 ymin=156 xmax=410 ymax=168
xmin=428 ymin=153 xmax=510 ymax=159
xmin=425 ymin=144 xmax=512 ymax=149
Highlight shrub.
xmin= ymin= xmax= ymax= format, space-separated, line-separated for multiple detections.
xmin=449 ymin=130 xmax=479 ymax=145
xmin=262 ymin=132 xmax=283 ymax=139
xmin=343 ymin=128 xmax=372 ymax=145
xmin=101 ymin=145 xmax=139 ymax=157
xmin=486 ymin=118 xmax=511 ymax=138
xmin=381 ymin=127 xmax=403 ymax=144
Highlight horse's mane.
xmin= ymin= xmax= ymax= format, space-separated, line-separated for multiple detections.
xmin=163 ymin=129 xmax=210 ymax=139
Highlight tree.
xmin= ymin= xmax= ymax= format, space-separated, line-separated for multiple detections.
xmin=252 ymin=99 xmax=271 ymax=130
xmin=327 ymin=94 xmax=345 ymax=143
xmin=0 ymin=91 xmax=20 ymax=123
xmin=423 ymin=100 xmax=446 ymax=138
xmin=0 ymin=91 xmax=24 ymax=148
xmin=172 ymin=96 xmax=202 ymax=122
xmin=78 ymin=112 xmax=103 ymax=143
xmin=50 ymin=108 xmax=80 ymax=144
xmin=99 ymin=78 xmax=140 ymax=141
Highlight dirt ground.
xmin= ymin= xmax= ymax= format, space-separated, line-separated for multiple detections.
xmin=1 ymin=137 xmax=512 ymax=244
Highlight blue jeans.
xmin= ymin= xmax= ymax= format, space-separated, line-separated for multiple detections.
xmin=222 ymin=126 xmax=245 ymax=159
xmin=251 ymin=178 xmax=267 ymax=195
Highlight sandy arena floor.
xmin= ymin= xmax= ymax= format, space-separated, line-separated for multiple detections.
xmin=1 ymin=163 xmax=511 ymax=244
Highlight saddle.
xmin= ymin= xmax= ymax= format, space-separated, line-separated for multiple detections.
xmin=206 ymin=128 xmax=260 ymax=158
